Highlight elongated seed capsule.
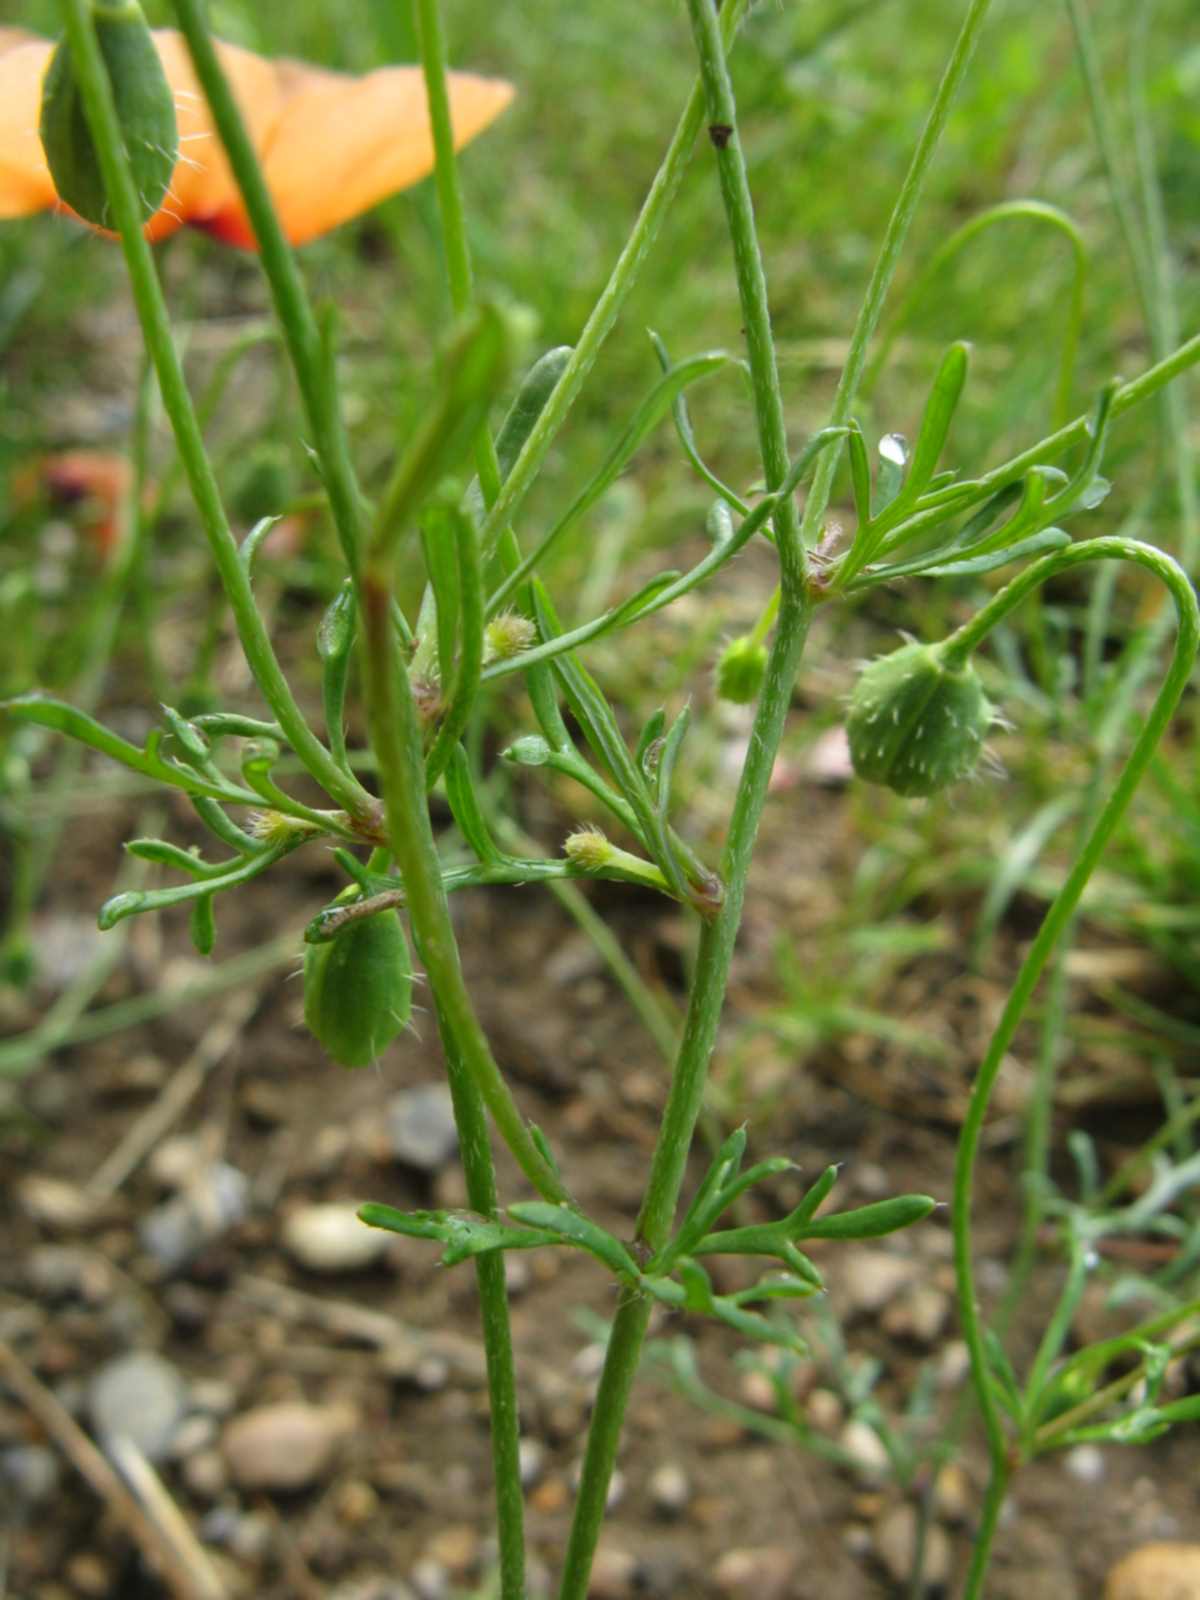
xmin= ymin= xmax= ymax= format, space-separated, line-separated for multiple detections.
xmin=39 ymin=0 xmax=178 ymax=229
xmin=303 ymin=909 xmax=412 ymax=1068
xmin=846 ymin=639 xmax=992 ymax=797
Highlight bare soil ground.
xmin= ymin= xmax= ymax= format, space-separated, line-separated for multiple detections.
xmin=3 ymin=709 xmax=1197 ymax=1600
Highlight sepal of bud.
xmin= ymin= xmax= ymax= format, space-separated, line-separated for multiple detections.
xmin=40 ymin=0 xmax=179 ymax=229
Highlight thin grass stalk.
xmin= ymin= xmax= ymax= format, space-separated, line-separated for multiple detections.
xmin=55 ymin=0 xmax=372 ymax=824
xmin=683 ymin=0 xmax=802 ymax=559
xmin=949 ymin=538 xmax=1200 ymax=1599
xmin=169 ymin=0 xmax=370 ymax=585
xmin=476 ymin=0 xmax=751 ymax=562
xmin=408 ymin=2 xmax=527 ymax=1589
xmin=752 ymin=0 xmax=995 ymax=628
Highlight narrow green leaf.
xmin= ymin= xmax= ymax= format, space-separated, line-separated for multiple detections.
xmin=507 ymin=1201 xmax=641 ymax=1283
xmin=189 ymin=893 xmax=216 ymax=956
xmin=905 ymin=341 xmax=970 ymax=498
xmin=797 ymin=1194 xmax=936 ymax=1240
xmin=444 ymin=745 xmax=503 ymax=863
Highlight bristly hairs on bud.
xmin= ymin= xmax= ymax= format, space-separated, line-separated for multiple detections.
xmin=484 ymin=609 xmax=537 ymax=663
xmin=846 ymin=638 xmax=995 ymax=798
xmin=563 ymin=827 xmax=615 ymax=872
xmin=249 ymin=810 xmax=322 ymax=846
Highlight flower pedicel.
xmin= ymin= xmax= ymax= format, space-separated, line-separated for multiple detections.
xmin=0 ymin=18 xmax=512 ymax=247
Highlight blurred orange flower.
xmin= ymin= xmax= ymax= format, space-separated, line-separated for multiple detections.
xmin=13 ymin=450 xmax=133 ymax=559
xmin=0 ymin=26 xmax=512 ymax=248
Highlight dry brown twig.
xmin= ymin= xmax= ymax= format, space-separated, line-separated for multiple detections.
xmin=0 ymin=1340 xmax=226 ymax=1600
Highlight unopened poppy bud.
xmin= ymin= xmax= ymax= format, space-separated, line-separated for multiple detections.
xmin=484 ymin=610 xmax=536 ymax=663
xmin=563 ymin=827 xmax=614 ymax=872
xmin=303 ymin=909 xmax=412 ymax=1069
xmin=39 ymin=0 xmax=178 ymax=228
xmin=502 ymin=734 xmax=552 ymax=767
xmin=846 ymin=640 xmax=992 ymax=797
xmin=249 ymin=809 xmax=320 ymax=846
xmin=715 ymin=635 xmax=767 ymax=704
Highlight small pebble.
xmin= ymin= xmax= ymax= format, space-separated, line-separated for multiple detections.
xmin=872 ymin=1502 xmax=951 ymax=1588
xmin=190 ymin=1377 xmax=239 ymax=1416
xmin=18 ymin=1174 xmax=97 ymax=1230
xmin=0 ymin=1444 xmax=60 ymax=1506
xmin=388 ymin=1085 xmax=458 ymax=1172
xmin=182 ymin=1448 xmax=227 ymax=1500
xmin=148 ymin=1134 xmax=206 ymax=1189
xmin=64 ymin=1552 xmax=110 ymax=1597
xmin=649 ymin=1461 xmax=690 ymax=1517
xmin=282 ymin=1202 xmax=390 ymax=1274
xmin=587 ymin=1544 xmax=639 ymax=1600
xmin=737 ymin=1368 xmax=778 ymax=1412
xmin=933 ymin=1461 xmax=972 ymax=1524
xmin=424 ymin=1524 xmax=479 ymax=1576
xmin=518 ymin=1437 xmax=545 ymax=1487
xmin=837 ymin=1419 xmax=891 ymax=1483
xmin=409 ymin=1559 xmax=448 ymax=1600
xmin=882 ymin=1284 xmax=949 ymax=1346
xmin=806 ymin=1388 xmax=844 ymax=1433
xmin=169 ymin=1412 xmax=217 ymax=1460
xmin=335 ymin=1477 xmax=379 ymax=1527
xmin=1066 ymin=1442 xmax=1106 ymax=1483
xmin=88 ymin=1351 xmax=188 ymax=1462
xmin=529 ymin=1476 xmax=568 ymax=1514
xmin=712 ymin=1545 xmax=797 ymax=1599
xmin=1105 ymin=1543 xmax=1200 ymax=1600
xmin=27 ymin=1245 xmax=111 ymax=1303
xmin=138 ymin=1162 xmax=248 ymax=1271
xmin=837 ymin=1250 xmax=912 ymax=1315
xmin=222 ymin=1401 xmax=359 ymax=1492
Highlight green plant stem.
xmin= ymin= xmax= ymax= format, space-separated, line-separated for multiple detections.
xmin=476 ymin=0 xmax=750 ymax=562
xmin=683 ymin=0 xmax=802 ymax=561
xmin=560 ymin=9 xmax=995 ymax=1588
xmin=409 ymin=5 xmax=525 ymax=1591
xmin=57 ymin=0 xmax=372 ymax=826
xmin=411 ymin=0 xmax=503 ymax=511
xmin=949 ymin=537 xmax=1199 ymax=1600
xmin=962 ymin=1463 xmax=1011 ymax=1600
xmin=557 ymin=595 xmax=813 ymax=1600
xmin=360 ymin=571 xmax=569 ymax=1206
xmin=169 ymin=0 xmax=371 ymax=587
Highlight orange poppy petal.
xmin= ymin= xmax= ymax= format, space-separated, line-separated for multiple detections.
xmin=0 ymin=26 xmax=512 ymax=249
xmin=0 ymin=34 xmax=57 ymax=219
xmin=202 ymin=61 xmax=515 ymax=248
xmin=145 ymin=31 xmax=287 ymax=242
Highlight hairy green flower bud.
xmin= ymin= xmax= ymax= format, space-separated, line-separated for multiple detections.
xmin=847 ymin=640 xmax=992 ymax=797
xmin=715 ymin=635 xmax=768 ymax=705
xmin=484 ymin=610 xmax=537 ymax=663
xmin=303 ymin=909 xmax=412 ymax=1069
xmin=563 ymin=827 xmax=613 ymax=872
xmin=40 ymin=0 xmax=178 ymax=229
